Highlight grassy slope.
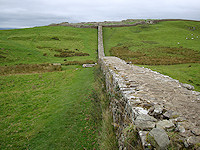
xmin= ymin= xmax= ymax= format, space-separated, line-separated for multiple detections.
xmin=103 ymin=21 xmax=200 ymax=91
xmin=0 ymin=26 xmax=97 ymax=66
xmin=0 ymin=26 xmax=101 ymax=149
xmin=2 ymin=20 xmax=199 ymax=150
xmin=103 ymin=21 xmax=200 ymax=54
xmin=0 ymin=66 xmax=98 ymax=150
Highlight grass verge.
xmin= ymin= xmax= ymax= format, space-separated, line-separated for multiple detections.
xmin=90 ymin=66 xmax=118 ymax=150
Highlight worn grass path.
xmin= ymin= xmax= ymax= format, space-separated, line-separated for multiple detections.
xmin=0 ymin=66 xmax=98 ymax=150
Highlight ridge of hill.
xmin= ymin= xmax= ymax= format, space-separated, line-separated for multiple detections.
xmin=49 ymin=19 xmax=200 ymax=28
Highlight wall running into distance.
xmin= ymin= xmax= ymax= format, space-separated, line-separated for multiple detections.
xmin=98 ymin=26 xmax=200 ymax=150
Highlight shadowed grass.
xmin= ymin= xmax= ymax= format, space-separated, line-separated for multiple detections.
xmin=99 ymin=110 xmax=118 ymax=150
xmin=90 ymin=66 xmax=118 ymax=150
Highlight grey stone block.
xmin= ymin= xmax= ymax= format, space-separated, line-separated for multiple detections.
xmin=148 ymin=128 xmax=170 ymax=150
xmin=156 ymin=120 xmax=175 ymax=130
xmin=135 ymin=114 xmax=157 ymax=130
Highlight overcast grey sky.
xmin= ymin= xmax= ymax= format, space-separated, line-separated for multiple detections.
xmin=0 ymin=0 xmax=200 ymax=28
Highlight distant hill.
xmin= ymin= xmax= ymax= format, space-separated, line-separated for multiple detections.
xmin=0 ymin=28 xmax=18 ymax=30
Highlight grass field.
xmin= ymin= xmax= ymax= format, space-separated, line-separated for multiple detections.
xmin=0 ymin=25 xmax=118 ymax=150
xmin=103 ymin=20 xmax=200 ymax=91
xmin=0 ymin=66 xmax=99 ymax=150
xmin=1 ymin=20 xmax=200 ymax=149
xmin=0 ymin=26 xmax=97 ymax=66
xmin=0 ymin=26 xmax=101 ymax=149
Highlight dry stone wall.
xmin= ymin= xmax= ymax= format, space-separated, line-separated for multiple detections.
xmin=49 ymin=19 xmax=200 ymax=29
xmin=98 ymin=26 xmax=105 ymax=59
xmin=98 ymin=26 xmax=200 ymax=149
xmin=49 ymin=21 xmax=146 ymax=28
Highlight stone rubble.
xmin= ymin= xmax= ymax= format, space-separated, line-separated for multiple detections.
xmin=176 ymin=122 xmax=186 ymax=133
xmin=181 ymin=83 xmax=195 ymax=90
xmin=52 ymin=63 xmax=61 ymax=66
xmin=139 ymin=131 xmax=150 ymax=149
xmin=82 ymin=63 xmax=97 ymax=68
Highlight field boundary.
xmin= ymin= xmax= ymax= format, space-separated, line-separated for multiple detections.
xmin=98 ymin=25 xmax=200 ymax=149
xmin=49 ymin=19 xmax=200 ymax=29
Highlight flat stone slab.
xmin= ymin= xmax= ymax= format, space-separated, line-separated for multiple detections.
xmin=149 ymin=128 xmax=170 ymax=150
xmin=52 ymin=63 xmax=61 ymax=66
xmin=163 ymin=110 xmax=179 ymax=119
xmin=135 ymin=114 xmax=157 ymax=130
xmin=156 ymin=120 xmax=175 ymax=130
xmin=136 ymin=114 xmax=157 ymax=122
xmin=82 ymin=63 xmax=97 ymax=68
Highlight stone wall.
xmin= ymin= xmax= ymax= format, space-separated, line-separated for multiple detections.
xmin=49 ymin=19 xmax=200 ymax=29
xmin=98 ymin=26 xmax=105 ymax=59
xmin=102 ymin=21 xmax=146 ymax=28
xmin=98 ymin=26 xmax=200 ymax=149
xmin=49 ymin=21 xmax=146 ymax=28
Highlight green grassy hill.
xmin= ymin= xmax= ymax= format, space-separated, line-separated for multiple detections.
xmin=0 ymin=26 xmax=102 ymax=150
xmin=1 ymin=20 xmax=200 ymax=149
xmin=0 ymin=26 xmax=97 ymax=66
xmin=103 ymin=20 xmax=200 ymax=91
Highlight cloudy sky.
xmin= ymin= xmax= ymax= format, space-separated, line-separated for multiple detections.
xmin=0 ymin=0 xmax=200 ymax=28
